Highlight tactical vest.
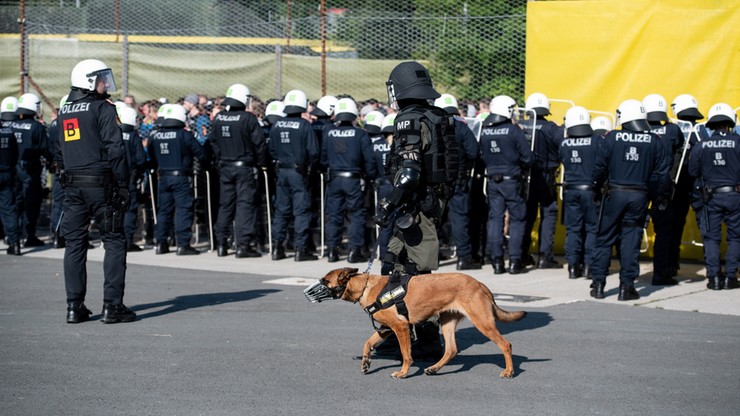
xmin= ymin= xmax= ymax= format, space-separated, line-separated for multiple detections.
xmin=391 ymin=106 xmax=460 ymax=194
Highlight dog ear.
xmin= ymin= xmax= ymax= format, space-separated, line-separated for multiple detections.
xmin=337 ymin=267 xmax=359 ymax=285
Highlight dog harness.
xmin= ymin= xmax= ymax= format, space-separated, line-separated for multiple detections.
xmin=364 ymin=272 xmax=414 ymax=333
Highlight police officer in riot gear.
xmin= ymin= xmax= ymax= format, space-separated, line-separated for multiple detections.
xmin=1 ymin=96 xmax=21 ymax=255
xmin=13 ymin=92 xmax=49 ymax=247
xmin=371 ymin=113 xmax=395 ymax=261
xmin=590 ymin=99 xmax=670 ymax=300
xmin=591 ymin=116 xmax=613 ymax=136
xmin=373 ymin=61 xmax=460 ymax=361
xmin=479 ymin=95 xmax=534 ymax=275
xmin=210 ymin=84 xmax=267 ymax=258
xmin=55 ymin=59 xmax=135 ymax=323
xmin=688 ymin=103 xmax=739 ymax=290
xmin=149 ymin=104 xmax=205 ymax=255
xmin=643 ymin=93 xmax=684 ymax=285
xmin=521 ymin=92 xmax=563 ymax=269
xmin=117 ymin=104 xmax=146 ymax=252
xmin=559 ymin=106 xmax=600 ymax=279
xmin=47 ymin=95 xmax=69 ymax=249
xmin=322 ymin=97 xmax=377 ymax=263
xmin=434 ymin=93 xmax=481 ymax=270
xmin=269 ymin=89 xmax=320 ymax=261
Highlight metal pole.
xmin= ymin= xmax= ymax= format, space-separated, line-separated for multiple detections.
xmin=285 ymin=0 xmax=291 ymax=55
xmin=19 ymin=0 xmax=26 ymax=94
xmin=122 ymin=34 xmax=129 ymax=97
xmin=275 ymin=44 xmax=282 ymax=98
xmin=320 ymin=0 xmax=326 ymax=96
xmin=114 ymin=0 xmax=120 ymax=43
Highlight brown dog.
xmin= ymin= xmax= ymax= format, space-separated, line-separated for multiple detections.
xmin=311 ymin=267 xmax=527 ymax=379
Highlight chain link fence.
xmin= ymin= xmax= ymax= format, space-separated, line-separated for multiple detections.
xmin=1 ymin=0 xmax=525 ymax=119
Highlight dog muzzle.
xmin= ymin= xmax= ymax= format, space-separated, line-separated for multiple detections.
xmin=304 ymin=280 xmax=343 ymax=303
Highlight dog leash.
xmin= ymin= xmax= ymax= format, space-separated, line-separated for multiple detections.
xmin=364 ymin=240 xmax=379 ymax=274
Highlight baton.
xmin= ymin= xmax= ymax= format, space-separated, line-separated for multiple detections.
xmin=206 ymin=170 xmax=214 ymax=252
xmin=319 ymin=172 xmax=325 ymax=259
xmin=262 ymin=168 xmax=272 ymax=255
xmin=147 ymin=170 xmax=157 ymax=225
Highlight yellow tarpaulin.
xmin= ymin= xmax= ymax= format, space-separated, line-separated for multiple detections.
xmin=526 ymin=0 xmax=740 ymax=260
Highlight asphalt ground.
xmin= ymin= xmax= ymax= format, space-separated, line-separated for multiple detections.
xmin=1 ymin=244 xmax=740 ymax=415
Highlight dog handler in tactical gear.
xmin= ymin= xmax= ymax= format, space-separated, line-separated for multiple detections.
xmin=55 ymin=59 xmax=136 ymax=323
xmin=373 ymin=61 xmax=459 ymax=360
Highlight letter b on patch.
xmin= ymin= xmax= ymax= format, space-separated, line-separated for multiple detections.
xmin=64 ymin=118 xmax=81 ymax=142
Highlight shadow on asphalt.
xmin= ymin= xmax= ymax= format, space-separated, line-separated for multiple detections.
xmin=130 ymin=289 xmax=281 ymax=319
xmin=364 ymin=354 xmax=546 ymax=378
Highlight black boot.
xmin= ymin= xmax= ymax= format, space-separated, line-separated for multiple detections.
xmin=176 ymin=245 xmax=200 ymax=256
xmin=24 ymin=235 xmax=45 ymax=247
xmin=235 ymin=245 xmax=261 ymax=258
xmin=411 ymin=322 xmax=444 ymax=362
xmin=217 ymin=241 xmax=229 ymax=257
xmin=618 ymin=284 xmax=640 ymax=301
xmin=457 ymin=256 xmax=482 ymax=270
xmin=568 ymin=264 xmax=581 ymax=279
xmin=492 ymin=257 xmax=506 ymax=275
xmin=347 ymin=247 xmax=367 ymax=264
xmin=156 ymin=242 xmax=169 ymax=254
xmin=100 ymin=303 xmax=136 ymax=323
xmin=271 ymin=244 xmax=286 ymax=260
xmin=53 ymin=233 xmax=66 ymax=249
xmin=6 ymin=242 xmax=21 ymax=256
xmin=509 ymin=259 xmax=524 ymax=275
xmin=706 ymin=276 xmax=723 ymax=290
xmin=66 ymin=302 xmax=92 ymax=324
xmin=582 ymin=263 xmax=592 ymax=278
xmin=723 ymin=276 xmax=739 ymax=290
xmin=590 ymin=280 xmax=605 ymax=299
xmin=294 ymin=249 xmax=318 ymax=262
xmin=538 ymin=255 xmax=561 ymax=269
xmin=327 ymin=247 xmax=340 ymax=263
xmin=126 ymin=243 xmax=143 ymax=252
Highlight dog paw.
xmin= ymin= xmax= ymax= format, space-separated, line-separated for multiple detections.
xmin=391 ymin=371 xmax=407 ymax=379
xmin=361 ymin=359 xmax=371 ymax=374
xmin=424 ymin=366 xmax=439 ymax=375
xmin=499 ymin=369 xmax=514 ymax=379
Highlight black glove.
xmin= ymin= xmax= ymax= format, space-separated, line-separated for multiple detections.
xmin=373 ymin=199 xmax=393 ymax=227
xmin=656 ymin=194 xmax=669 ymax=211
xmin=592 ymin=182 xmax=603 ymax=206
xmin=111 ymin=187 xmax=130 ymax=211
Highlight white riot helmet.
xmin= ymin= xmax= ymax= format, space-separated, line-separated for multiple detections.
xmin=161 ymin=103 xmax=187 ymax=128
xmin=434 ymin=93 xmax=459 ymax=116
xmin=485 ymin=95 xmax=517 ymax=124
xmin=71 ymin=59 xmax=117 ymax=93
xmin=642 ymin=93 xmax=669 ymax=122
xmin=224 ymin=83 xmax=250 ymax=108
xmin=671 ymin=94 xmax=703 ymax=121
xmin=1 ymin=96 xmax=18 ymax=121
xmin=335 ymin=97 xmax=359 ymax=122
xmin=118 ymin=105 xmax=138 ymax=127
xmin=311 ymin=95 xmax=338 ymax=118
xmin=364 ymin=110 xmax=384 ymax=134
xmin=705 ymin=102 xmax=737 ymax=129
xmin=616 ymin=99 xmax=650 ymax=132
xmin=381 ymin=113 xmax=396 ymax=134
xmin=283 ymin=89 xmax=308 ymax=115
xmin=525 ymin=92 xmax=550 ymax=116
xmin=564 ymin=106 xmax=593 ymax=137
xmin=590 ymin=116 xmax=613 ymax=135
xmin=264 ymin=100 xmax=286 ymax=125
xmin=59 ymin=94 xmax=69 ymax=109
xmin=17 ymin=93 xmax=41 ymax=117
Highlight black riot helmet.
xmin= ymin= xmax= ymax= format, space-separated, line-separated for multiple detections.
xmin=386 ymin=61 xmax=440 ymax=109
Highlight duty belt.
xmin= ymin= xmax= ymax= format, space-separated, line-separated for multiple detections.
xmin=64 ymin=173 xmax=113 ymax=188
xmin=712 ymin=185 xmax=740 ymax=194
xmin=276 ymin=162 xmax=298 ymax=169
xmin=221 ymin=160 xmax=251 ymax=167
xmin=159 ymin=170 xmax=191 ymax=176
xmin=487 ymin=174 xmax=519 ymax=181
xmin=610 ymin=184 xmax=647 ymax=193
xmin=565 ymin=184 xmax=592 ymax=191
xmin=331 ymin=171 xmax=360 ymax=179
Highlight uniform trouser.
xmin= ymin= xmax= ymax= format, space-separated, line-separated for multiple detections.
xmin=700 ymin=192 xmax=740 ymax=278
xmin=523 ymin=171 xmax=558 ymax=258
xmin=15 ymin=166 xmax=42 ymax=239
xmin=50 ymin=175 xmax=65 ymax=235
xmin=448 ymin=185 xmax=473 ymax=258
xmin=155 ymin=175 xmax=194 ymax=247
xmin=563 ymin=188 xmax=596 ymax=267
xmin=647 ymin=181 xmax=674 ymax=277
xmin=326 ymin=176 xmax=365 ymax=249
xmin=215 ymin=165 xmax=258 ymax=246
xmin=487 ymin=179 xmax=526 ymax=260
xmin=272 ymin=169 xmax=311 ymax=250
xmin=387 ymin=209 xmax=439 ymax=274
xmin=592 ymin=190 xmax=648 ymax=287
xmin=376 ymin=183 xmax=394 ymax=259
xmin=124 ymin=181 xmax=139 ymax=245
xmin=61 ymin=186 xmax=127 ymax=304
xmin=669 ymin=171 xmax=694 ymax=269
xmin=0 ymin=172 xmax=19 ymax=244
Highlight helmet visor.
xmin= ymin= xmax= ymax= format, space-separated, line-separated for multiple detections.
xmin=90 ymin=68 xmax=117 ymax=93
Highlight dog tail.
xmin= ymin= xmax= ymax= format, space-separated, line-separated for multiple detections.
xmin=492 ymin=302 xmax=527 ymax=323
